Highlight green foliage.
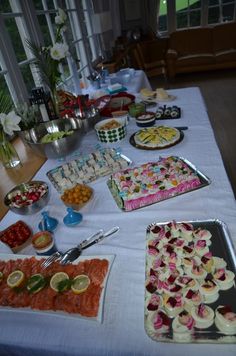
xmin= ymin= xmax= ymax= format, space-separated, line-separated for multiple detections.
xmin=0 ymin=89 xmax=13 ymax=114
xmin=26 ymin=39 xmax=61 ymax=93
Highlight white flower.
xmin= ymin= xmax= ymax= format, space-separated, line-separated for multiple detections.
xmin=0 ymin=111 xmax=21 ymax=136
xmin=55 ymin=8 xmax=67 ymax=25
xmin=50 ymin=42 xmax=69 ymax=61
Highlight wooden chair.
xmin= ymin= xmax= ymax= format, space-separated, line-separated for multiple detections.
xmin=132 ymin=38 xmax=168 ymax=78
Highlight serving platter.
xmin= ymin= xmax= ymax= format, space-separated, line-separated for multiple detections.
xmin=145 ymin=219 xmax=236 ymax=343
xmin=0 ymin=254 xmax=115 ymax=323
xmin=107 ymin=156 xmax=211 ymax=212
xmin=129 ymin=129 xmax=184 ymax=150
xmin=46 ymin=148 xmax=132 ymax=193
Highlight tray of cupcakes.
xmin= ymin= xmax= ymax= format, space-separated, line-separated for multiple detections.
xmin=145 ymin=219 xmax=236 ymax=343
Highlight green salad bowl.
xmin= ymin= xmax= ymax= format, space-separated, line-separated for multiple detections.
xmin=19 ymin=118 xmax=83 ymax=159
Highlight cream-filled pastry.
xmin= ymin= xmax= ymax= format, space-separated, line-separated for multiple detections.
xmin=213 ymin=268 xmax=235 ymax=290
xmin=184 ymin=289 xmax=202 ymax=312
xmin=172 ymin=310 xmax=195 ymax=342
xmin=145 ymin=310 xmax=171 ymax=337
xmin=194 ymin=239 xmax=211 ymax=257
xmin=182 ymin=256 xmax=201 ymax=271
xmin=193 ymin=228 xmax=212 ymax=241
xmin=177 ymin=276 xmax=199 ymax=290
xmin=215 ymin=305 xmax=236 ymax=335
xmin=163 ymin=293 xmax=184 ymax=317
xmin=191 ymin=303 xmax=214 ymax=329
xmin=188 ymin=264 xmax=207 ymax=280
xmin=212 ymin=256 xmax=227 ymax=270
xmin=166 ymin=220 xmax=181 ymax=237
xmin=179 ymin=222 xmax=194 ymax=242
xmin=146 ymin=294 xmax=162 ymax=312
xmin=199 ymin=279 xmax=219 ymax=303
xmin=201 ymin=252 xmax=214 ymax=273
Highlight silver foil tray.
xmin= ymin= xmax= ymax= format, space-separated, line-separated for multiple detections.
xmin=107 ymin=156 xmax=211 ymax=212
xmin=145 ymin=219 xmax=236 ymax=343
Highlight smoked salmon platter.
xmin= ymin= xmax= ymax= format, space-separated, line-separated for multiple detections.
xmin=0 ymin=253 xmax=115 ymax=323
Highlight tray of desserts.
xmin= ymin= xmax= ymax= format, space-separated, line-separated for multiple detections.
xmin=47 ymin=148 xmax=132 ymax=193
xmin=107 ymin=156 xmax=210 ymax=212
xmin=145 ymin=219 xmax=236 ymax=343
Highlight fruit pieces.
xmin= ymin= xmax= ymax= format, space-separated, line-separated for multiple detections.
xmin=7 ymin=270 xmax=25 ymax=288
xmin=0 ymin=220 xmax=31 ymax=250
xmin=61 ymin=184 xmax=92 ymax=207
xmin=71 ymin=275 xmax=90 ymax=294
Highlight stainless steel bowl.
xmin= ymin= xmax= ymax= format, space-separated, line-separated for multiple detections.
xmin=4 ymin=181 xmax=50 ymax=215
xmin=19 ymin=118 xmax=83 ymax=159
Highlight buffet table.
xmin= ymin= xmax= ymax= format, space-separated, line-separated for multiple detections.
xmin=0 ymin=87 xmax=236 ymax=355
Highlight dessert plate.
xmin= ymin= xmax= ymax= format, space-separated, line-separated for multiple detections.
xmin=145 ymin=219 xmax=236 ymax=343
xmin=0 ymin=254 xmax=115 ymax=323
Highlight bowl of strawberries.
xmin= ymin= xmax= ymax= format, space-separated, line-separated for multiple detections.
xmin=4 ymin=181 xmax=50 ymax=215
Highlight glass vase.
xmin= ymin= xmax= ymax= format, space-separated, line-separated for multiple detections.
xmin=0 ymin=131 xmax=21 ymax=169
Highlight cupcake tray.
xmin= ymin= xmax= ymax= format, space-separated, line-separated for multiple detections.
xmin=107 ymin=156 xmax=211 ymax=212
xmin=145 ymin=219 xmax=236 ymax=343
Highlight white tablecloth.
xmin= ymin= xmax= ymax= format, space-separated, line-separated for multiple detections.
xmin=0 ymin=87 xmax=236 ymax=356
xmin=83 ymin=69 xmax=152 ymax=98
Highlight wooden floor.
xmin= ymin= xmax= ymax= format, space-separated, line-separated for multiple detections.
xmin=149 ymin=68 xmax=236 ymax=198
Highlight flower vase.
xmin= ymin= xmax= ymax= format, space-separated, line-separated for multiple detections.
xmin=51 ymin=89 xmax=60 ymax=119
xmin=0 ymin=131 xmax=21 ymax=169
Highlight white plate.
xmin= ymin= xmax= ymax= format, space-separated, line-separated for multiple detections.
xmin=0 ymin=253 xmax=115 ymax=323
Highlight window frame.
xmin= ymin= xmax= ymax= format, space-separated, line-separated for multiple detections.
xmin=0 ymin=0 xmax=100 ymax=106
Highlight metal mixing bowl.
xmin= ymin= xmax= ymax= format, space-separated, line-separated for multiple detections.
xmin=4 ymin=181 xmax=50 ymax=215
xmin=19 ymin=118 xmax=83 ymax=159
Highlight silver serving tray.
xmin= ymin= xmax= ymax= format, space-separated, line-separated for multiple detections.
xmin=46 ymin=150 xmax=132 ymax=193
xmin=145 ymin=219 xmax=236 ymax=343
xmin=107 ymin=156 xmax=211 ymax=211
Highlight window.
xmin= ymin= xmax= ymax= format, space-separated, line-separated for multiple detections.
xmin=176 ymin=1 xmax=201 ymax=29
xmin=208 ymin=0 xmax=236 ymax=24
xmin=0 ymin=0 xmax=99 ymax=107
xmin=157 ymin=0 xmax=236 ymax=35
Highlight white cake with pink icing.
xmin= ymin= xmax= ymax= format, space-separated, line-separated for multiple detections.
xmin=109 ymin=156 xmax=201 ymax=211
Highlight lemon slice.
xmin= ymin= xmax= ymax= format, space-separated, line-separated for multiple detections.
xmin=71 ymin=274 xmax=90 ymax=294
xmin=50 ymin=272 xmax=69 ymax=292
xmin=7 ymin=270 xmax=25 ymax=288
xmin=27 ymin=274 xmax=46 ymax=293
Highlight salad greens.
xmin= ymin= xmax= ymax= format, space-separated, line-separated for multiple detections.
xmin=40 ymin=130 xmax=74 ymax=143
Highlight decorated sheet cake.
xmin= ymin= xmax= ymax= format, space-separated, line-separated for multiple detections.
xmin=145 ymin=220 xmax=236 ymax=343
xmin=107 ymin=156 xmax=210 ymax=211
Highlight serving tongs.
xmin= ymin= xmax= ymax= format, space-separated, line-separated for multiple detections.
xmin=41 ymin=226 xmax=119 ymax=269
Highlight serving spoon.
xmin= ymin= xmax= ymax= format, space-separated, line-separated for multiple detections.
xmin=59 ymin=226 xmax=119 ymax=265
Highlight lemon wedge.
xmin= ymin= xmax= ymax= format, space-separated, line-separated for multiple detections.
xmin=50 ymin=272 xmax=69 ymax=292
xmin=27 ymin=274 xmax=46 ymax=293
xmin=71 ymin=274 xmax=90 ymax=294
xmin=7 ymin=270 xmax=25 ymax=288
